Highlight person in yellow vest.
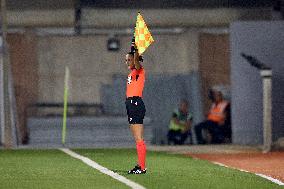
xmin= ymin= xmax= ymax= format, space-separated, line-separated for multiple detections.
xmin=167 ymin=100 xmax=193 ymax=145
xmin=194 ymin=89 xmax=230 ymax=144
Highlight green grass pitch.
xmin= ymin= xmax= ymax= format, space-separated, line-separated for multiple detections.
xmin=0 ymin=149 xmax=282 ymax=189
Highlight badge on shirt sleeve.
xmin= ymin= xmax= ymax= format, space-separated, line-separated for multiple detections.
xmin=127 ymin=76 xmax=132 ymax=84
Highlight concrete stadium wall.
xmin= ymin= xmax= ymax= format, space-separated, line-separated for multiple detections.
xmin=37 ymin=30 xmax=199 ymax=104
xmin=230 ymin=21 xmax=284 ymax=145
xmin=82 ymin=8 xmax=272 ymax=28
xmin=6 ymin=8 xmax=272 ymax=28
xmin=7 ymin=9 xmax=74 ymax=27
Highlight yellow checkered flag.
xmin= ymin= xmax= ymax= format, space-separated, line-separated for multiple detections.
xmin=134 ymin=12 xmax=154 ymax=55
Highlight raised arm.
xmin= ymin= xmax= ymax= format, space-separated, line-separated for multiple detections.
xmin=131 ymin=40 xmax=141 ymax=70
xmin=133 ymin=50 xmax=141 ymax=70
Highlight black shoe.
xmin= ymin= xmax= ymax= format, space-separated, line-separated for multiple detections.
xmin=128 ymin=165 xmax=147 ymax=174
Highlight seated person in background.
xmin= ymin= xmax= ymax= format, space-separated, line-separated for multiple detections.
xmin=194 ymin=88 xmax=230 ymax=144
xmin=167 ymin=100 xmax=193 ymax=145
xmin=222 ymin=102 xmax=231 ymax=143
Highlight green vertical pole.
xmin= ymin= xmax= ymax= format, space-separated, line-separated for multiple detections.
xmin=62 ymin=66 xmax=69 ymax=145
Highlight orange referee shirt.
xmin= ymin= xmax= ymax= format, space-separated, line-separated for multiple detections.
xmin=126 ymin=67 xmax=145 ymax=98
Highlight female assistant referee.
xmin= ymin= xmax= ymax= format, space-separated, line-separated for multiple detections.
xmin=125 ymin=41 xmax=147 ymax=174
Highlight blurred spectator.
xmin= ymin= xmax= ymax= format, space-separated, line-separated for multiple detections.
xmin=194 ymin=88 xmax=231 ymax=144
xmin=167 ymin=100 xmax=193 ymax=145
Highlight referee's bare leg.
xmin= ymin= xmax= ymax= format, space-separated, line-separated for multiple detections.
xmin=130 ymin=124 xmax=144 ymax=141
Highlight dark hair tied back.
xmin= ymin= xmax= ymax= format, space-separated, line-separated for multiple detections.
xmin=139 ymin=55 xmax=143 ymax=62
xmin=127 ymin=52 xmax=144 ymax=62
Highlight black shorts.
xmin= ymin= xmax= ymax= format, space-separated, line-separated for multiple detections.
xmin=125 ymin=96 xmax=146 ymax=124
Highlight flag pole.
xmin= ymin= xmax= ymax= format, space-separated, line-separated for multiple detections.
xmin=62 ymin=66 xmax=69 ymax=145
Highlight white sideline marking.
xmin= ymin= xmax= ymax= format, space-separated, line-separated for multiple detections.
xmin=60 ymin=148 xmax=146 ymax=189
xmin=212 ymin=161 xmax=284 ymax=186
xmin=255 ymin=174 xmax=284 ymax=186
